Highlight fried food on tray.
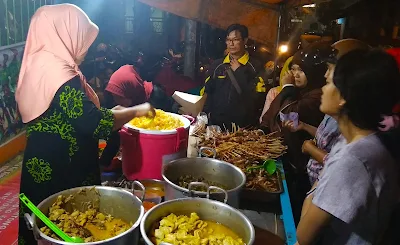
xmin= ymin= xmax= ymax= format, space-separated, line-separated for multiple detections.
xmin=245 ymin=167 xmax=280 ymax=192
xmin=40 ymin=195 xmax=132 ymax=242
xmin=150 ymin=213 xmax=244 ymax=245
xmin=129 ymin=109 xmax=183 ymax=130
xmin=197 ymin=126 xmax=287 ymax=192
xmin=219 ymin=157 xmax=281 ymax=192
xmin=198 ymin=129 xmax=286 ymax=160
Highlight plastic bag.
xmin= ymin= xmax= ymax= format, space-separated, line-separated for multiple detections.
xmin=191 ymin=112 xmax=208 ymax=136
xmin=279 ymin=112 xmax=299 ymax=129
xmin=206 ymin=125 xmax=222 ymax=139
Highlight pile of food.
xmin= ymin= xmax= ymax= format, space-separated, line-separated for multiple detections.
xmin=196 ymin=126 xmax=287 ymax=192
xmin=129 ymin=109 xmax=184 ymax=130
xmin=150 ymin=212 xmax=244 ymax=245
xmin=177 ymin=175 xmax=228 ymax=192
xmin=40 ymin=195 xmax=132 ymax=242
xmin=245 ymin=168 xmax=281 ymax=191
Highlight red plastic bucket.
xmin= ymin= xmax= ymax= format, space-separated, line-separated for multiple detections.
xmin=120 ymin=113 xmax=191 ymax=180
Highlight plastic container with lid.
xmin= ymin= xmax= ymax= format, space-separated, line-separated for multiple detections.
xmin=120 ymin=113 xmax=191 ymax=180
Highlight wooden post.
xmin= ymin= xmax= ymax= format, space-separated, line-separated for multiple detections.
xmin=183 ymin=19 xmax=197 ymax=79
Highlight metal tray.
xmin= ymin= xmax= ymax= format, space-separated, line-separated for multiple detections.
xmin=197 ymin=147 xmax=283 ymax=197
xmin=241 ymin=170 xmax=283 ymax=202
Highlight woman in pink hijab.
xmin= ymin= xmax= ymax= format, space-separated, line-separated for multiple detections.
xmin=16 ymin=4 xmax=154 ymax=243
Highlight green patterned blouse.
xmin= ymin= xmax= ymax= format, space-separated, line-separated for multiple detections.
xmin=18 ymin=76 xmax=115 ymax=245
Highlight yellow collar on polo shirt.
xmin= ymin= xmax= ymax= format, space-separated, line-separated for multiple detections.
xmin=223 ymin=52 xmax=250 ymax=65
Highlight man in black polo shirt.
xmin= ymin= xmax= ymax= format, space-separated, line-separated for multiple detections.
xmin=201 ymin=24 xmax=264 ymax=130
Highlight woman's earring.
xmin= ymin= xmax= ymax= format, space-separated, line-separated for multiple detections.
xmin=338 ymin=99 xmax=346 ymax=108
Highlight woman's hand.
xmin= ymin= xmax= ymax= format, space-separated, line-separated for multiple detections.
xmin=111 ymin=102 xmax=155 ymax=131
xmin=302 ymin=140 xmax=316 ymax=154
xmin=281 ymin=71 xmax=294 ymax=85
xmin=132 ymin=102 xmax=156 ymax=118
xmin=283 ymin=120 xmax=304 ymax=132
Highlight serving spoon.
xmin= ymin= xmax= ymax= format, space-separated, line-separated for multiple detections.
xmin=19 ymin=193 xmax=85 ymax=243
xmin=246 ymin=159 xmax=277 ymax=175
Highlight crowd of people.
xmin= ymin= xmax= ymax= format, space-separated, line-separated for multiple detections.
xmin=201 ymin=24 xmax=400 ymax=244
xmin=14 ymin=3 xmax=400 ymax=245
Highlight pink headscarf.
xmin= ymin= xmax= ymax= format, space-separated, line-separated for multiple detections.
xmin=16 ymin=4 xmax=100 ymax=123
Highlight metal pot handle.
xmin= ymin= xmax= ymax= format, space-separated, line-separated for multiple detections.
xmin=24 ymin=213 xmax=41 ymax=240
xmin=24 ymin=213 xmax=34 ymax=231
xmin=207 ymin=186 xmax=228 ymax=204
xmin=199 ymin=147 xmax=217 ymax=158
xmin=188 ymin=182 xmax=209 ymax=197
xmin=133 ymin=180 xmax=146 ymax=202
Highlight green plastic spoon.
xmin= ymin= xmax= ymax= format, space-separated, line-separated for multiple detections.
xmin=246 ymin=159 xmax=277 ymax=175
xmin=19 ymin=193 xmax=85 ymax=243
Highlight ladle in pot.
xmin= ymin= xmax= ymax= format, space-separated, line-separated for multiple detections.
xmin=19 ymin=193 xmax=85 ymax=243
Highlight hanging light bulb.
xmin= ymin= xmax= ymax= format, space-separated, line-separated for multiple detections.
xmin=279 ymin=44 xmax=289 ymax=54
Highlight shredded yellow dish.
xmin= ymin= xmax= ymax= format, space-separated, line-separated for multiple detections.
xmin=150 ymin=212 xmax=245 ymax=245
xmin=129 ymin=109 xmax=184 ymax=130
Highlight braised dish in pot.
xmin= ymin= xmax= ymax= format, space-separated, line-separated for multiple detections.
xmin=40 ymin=195 xmax=132 ymax=242
xmin=177 ymin=175 xmax=228 ymax=192
xmin=149 ymin=212 xmax=244 ymax=245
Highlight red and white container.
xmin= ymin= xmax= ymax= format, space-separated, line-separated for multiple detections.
xmin=120 ymin=113 xmax=191 ymax=180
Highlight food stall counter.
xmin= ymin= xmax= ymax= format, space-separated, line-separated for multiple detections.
xmin=277 ymin=160 xmax=297 ymax=245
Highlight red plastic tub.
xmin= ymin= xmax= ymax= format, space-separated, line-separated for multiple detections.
xmin=120 ymin=113 xmax=191 ymax=180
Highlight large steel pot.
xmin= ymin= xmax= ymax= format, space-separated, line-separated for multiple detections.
xmin=24 ymin=185 xmax=144 ymax=245
xmin=162 ymin=157 xmax=246 ymax=207
xmin=140 ymin=196 xmax=255 ymax=245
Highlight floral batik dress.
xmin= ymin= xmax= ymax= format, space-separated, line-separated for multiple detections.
xmin=18 ymin=76 xmax=114 ymax=245
xmin=306 ymin=115 xmax=341 ymax=185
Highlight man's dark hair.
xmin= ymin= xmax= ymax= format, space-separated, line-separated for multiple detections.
xmin=149 ymin=83 xmax=176 ymax=112
xmin=226 ymin=24 xmax=249 ymax=39
xmin=333 ymin=49 xmax=400 ymax=130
